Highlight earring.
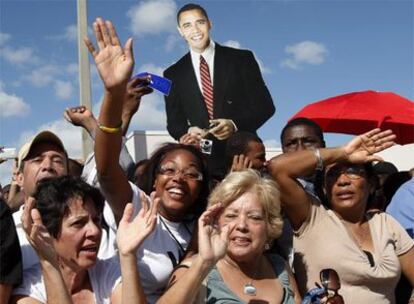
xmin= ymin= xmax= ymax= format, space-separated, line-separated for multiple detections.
xmin=264 ymin=243 xmax=270 ymax=250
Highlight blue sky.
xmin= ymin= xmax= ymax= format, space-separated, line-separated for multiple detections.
xmin=0 ymin=0 xmax=413 ymax=184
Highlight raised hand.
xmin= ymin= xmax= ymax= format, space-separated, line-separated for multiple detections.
xmin=123 ymin=76 xmax=153 ymax=115
xmin=231 ymin=154 xmax=252 ymax=172
xmin=343 ymin=128 xmax=396 ymax=163
xmin=22 ymin=198 xmax=59 ymax=265
xmin=84 ymin=17 xmax=134 ymax=91
xmin=198 ymin=203 xmax=235 ymax=266
xmin=116 ymin=192 xmax=159 ymax=256
xmin=121 ymin=76 xmax=154 ymax=134
xmin=64 ymin=106 xmax=97 ymax=135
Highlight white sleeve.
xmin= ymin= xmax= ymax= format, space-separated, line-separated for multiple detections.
xmin=13 ymin=265 xmax=47 ymax=303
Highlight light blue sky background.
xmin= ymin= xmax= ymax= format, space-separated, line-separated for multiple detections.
xmin=0 ymin=0 xmax=413 ymax=184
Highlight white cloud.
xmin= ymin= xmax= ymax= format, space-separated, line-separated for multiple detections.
xmin=223 ymin=40 xmax=272 ymax=74
xmin=263 ymin=139 xmax=280 ymax=149
xmin=1 ymin=46 xmax=35 ymax=65
xmin=66 ymin=63 xmax=79 ymax=75
xmin=0 ymin=160 xmax=14 ymax=187
xmin=137 ymin=63 xmax=165 ymax=76
xmin=281 ymin=41 xmax=328 ymax=70
xmin=127 ymin=0 xmax=177 ymax=36
xmin=25 ymin=65 xmax=60 ymax=87
xmin=129 ymin=93 xmax=167 ymax=130
xmin=0 ymin=32 xmax=11 ymax=46
xmin=47 ymin=24 xmax=93 ymax=42
xmin=165 ymin=33 xmax=181 ymax=52
xmin=62 ymin=24 xmax=78 ymax=41
xmin=54 ymin=80 xmax=74 ymax=100
xmin=223 ymin=40 xmax=241 ymax=49
xmin=0 ymin=87 xmax=30 ymax=118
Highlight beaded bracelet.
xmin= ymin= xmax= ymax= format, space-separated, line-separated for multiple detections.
xmin=98 ymin=121 xmax=122 ymax=134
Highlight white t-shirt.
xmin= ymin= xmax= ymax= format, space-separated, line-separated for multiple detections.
xmin=101 ymin=183 xmax=194 ymax=304
xmin=14 ymin=182 xmax=193 ymax=304
xmin=13 ymin=257 xmax=121 ymax=303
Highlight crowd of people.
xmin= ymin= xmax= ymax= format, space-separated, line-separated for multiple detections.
xmin=1 ymin=3 xmax=413 ymax=304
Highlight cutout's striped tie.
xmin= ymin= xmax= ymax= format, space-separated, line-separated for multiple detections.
xmin=200 ymin=55 xmax=214 ymax=119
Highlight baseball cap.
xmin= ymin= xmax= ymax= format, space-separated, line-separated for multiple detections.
xmin=18 ymin=131 xmax=67 ymax=171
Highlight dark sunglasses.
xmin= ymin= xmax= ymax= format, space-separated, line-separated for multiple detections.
xmin=326 ymin=165 xmax=367 ymax=181
xmin=320 ymin=268 xmax=341 ymax=294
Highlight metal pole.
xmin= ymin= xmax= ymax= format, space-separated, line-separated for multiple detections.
xmin=77 ymin=0 xmax=93 ymax=159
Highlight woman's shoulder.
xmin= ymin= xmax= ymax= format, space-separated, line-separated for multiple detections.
xmin=12 ymin=264 xmax=46 ymax=302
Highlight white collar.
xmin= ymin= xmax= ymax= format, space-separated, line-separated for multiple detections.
xmin=190 ymin=40 xmax=215 ymax=63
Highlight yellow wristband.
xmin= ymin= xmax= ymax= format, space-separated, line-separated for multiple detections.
xmin=98 ymin=121 xmax=122 ymax=134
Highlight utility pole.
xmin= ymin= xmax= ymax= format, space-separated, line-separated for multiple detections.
xmin=77 ymin=0 xmax=93 ymax=159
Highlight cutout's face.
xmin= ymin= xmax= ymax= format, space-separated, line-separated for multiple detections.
xmin=154 ymin=149 xmax=202 ymax=221
xmin=282 ymin=125 xmax=324 ymax=153
xmin=219 ymin=191 xmax=268 ymax=261
xmin=54 ymin=198 xmax=102 ymax=270
xmin=177 ymin=9 xmax=212 ymax=53
xmin=18 ymin=142 xmax=67 ymax=197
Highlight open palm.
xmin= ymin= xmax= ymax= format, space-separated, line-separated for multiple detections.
xmin=343 ymin=128 xmax=395 ymax=163
xmin=117 ymin=192 xmax=158 ymax=256
xmin=198 ymin=204 xmax=235 ymax=265
xmin=84 ymin=18 xmax=134 ymax=90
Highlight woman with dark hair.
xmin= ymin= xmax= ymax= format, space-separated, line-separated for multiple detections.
xmin=84 ymin=18 xmax=210 ymax=302
xmin=12 ymin=176 xmax=157 ymax=304
xmin=268 ymin=129 xmax=414 ymax=303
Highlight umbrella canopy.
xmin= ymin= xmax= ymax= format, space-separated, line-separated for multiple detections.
xmin=291 ymin=90 xmax=414 ymax=145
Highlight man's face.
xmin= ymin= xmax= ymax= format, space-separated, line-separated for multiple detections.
xmin=177 ymin=9 xmax=211 ymax=53
xmin=245 ymin=141 xmax=266 ymax=171
xmin=18 ymin=142 xmax=68 ymax=197
xmin=282 ymin=125 xmax=324 ymax=153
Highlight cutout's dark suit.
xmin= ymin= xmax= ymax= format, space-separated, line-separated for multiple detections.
xmin=164 ymin=43 xmax=275 ymax=177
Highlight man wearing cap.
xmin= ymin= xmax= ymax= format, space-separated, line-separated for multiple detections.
xmin=12 ymin=131 xmax=68 ymax=270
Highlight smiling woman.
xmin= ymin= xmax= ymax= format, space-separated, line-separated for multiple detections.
xmin=157 ymin=169 xmax=301 ymax=304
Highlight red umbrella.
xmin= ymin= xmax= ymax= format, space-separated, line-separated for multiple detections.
xmin=290 ymin=90 xmax=414 ymax=145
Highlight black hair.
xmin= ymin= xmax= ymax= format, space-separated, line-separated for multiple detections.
xmin=280 ymin=117 xmax=325 ymax=147
xmin=34 ymin=176 xmax=105 ymax=238
xmin=177 ymin=3 xmax=209 ymax=24
xmin=224 ymin=131 xmax=263 ymax=172
xmin=126 ymin=159 xmax=150 ymax=186
xmin=139 ymin=143 xmax=210 ymax=218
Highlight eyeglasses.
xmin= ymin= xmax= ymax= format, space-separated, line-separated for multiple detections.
xmin=326 ymin=166 xmax=366 ymax=180
xmin=320 ymin=268 xmax=341 ymax=295
xmin=158 ymin=165 xmax=203 ymax=181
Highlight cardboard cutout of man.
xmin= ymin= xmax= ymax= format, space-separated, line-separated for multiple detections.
xmin=164 ymin=3 xmax=275 ymax=178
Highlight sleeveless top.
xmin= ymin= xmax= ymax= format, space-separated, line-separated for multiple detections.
xmin=204 ymin=254 xmax=295 ymax=304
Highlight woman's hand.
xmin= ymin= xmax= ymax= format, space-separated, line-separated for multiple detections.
xmin=343 ymin=128 xmax=395 ymax=163
xmin=116 ymin=192 xmax=159 ymax=256
xmin=84 ymin=17 xmax=134 ymax=91
xmin=21 ymin=198 xmax=59 ymax=265
xmin=198 ymin=203 xmax=235 ymax=266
